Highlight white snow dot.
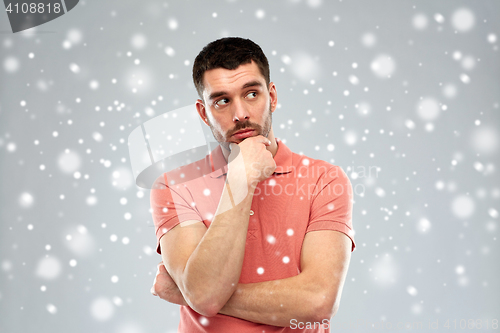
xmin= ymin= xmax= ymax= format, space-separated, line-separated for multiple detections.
xmin=111 ymin=275 xmax=119 ymax=283
xmin=257 ymin=267 xmax=264 ymax=275
xmin=2 ymin=260 xmax=12 ymax=271
xmin=451 ymin=8 xmax=475 ymax=32
xmin=3 ymin=56 xmax=20 ymax=73
xmin=124 ymin=213 xmax=131 ymax=220
xmin=199 ymin=317 xmax=209 ymax=326
xmin=19 ymin=192 xmax=34 ymax=208
xmin=69 ymin=63 xmax=80 ymax=73
xmin=164 ymin=46 xmax=175 ymax=57
xmin=67 ymin=29 xmax=83 ymax=44
xmin=488 ymin=208 xmax=498 ymax=218
xmin=348 ymin=75 xmax=359 ymax=85
xmin=412 ymin=13 xmax=428 ymax=30
xmin=344 ymin=131 xmax=358 ymax=146
xmin=255 ymin=9 xmax=265 ymax=19
xmin=442 ymin=84 xmax=457 ymax=99
xmin=327 ymin=144 xmax=335 ymax=151
xmin=307 ymin=0 xmax=322 ymax=7
xmin=266 ymin=235 xmax=276 ymax=244
xmin=372 ymin=254 xmax=399 ymax=285
xmin=203 ymin=189 xmax=211 ymax=196
xmin=370 ymin=54 xmax=396 ymax=78
xmin=69 ymin=259 xmax=77 ymax=267
xmin=90 ymin=297 xmax=115 ymax=321
xmin=487 ymin=33 xmax=497 ymax=44
xmin=36 ymin=256 xmax=62 ymax=280
xmin=112 ymin=297 xmax=123 ymax=306
xmin=89 ymin=80 xmax=99 ymax=90
xmin=86 ymin=195 xmax=97 ymax=206
xmin=375 ymin=187 xmax=386 ymax=197
xmin=417 ymin=218 xmax=431 ymax=233
xmin=7 ymin=142 xmax=17 ymax=152
xmin=131 ymin=33 xmax=147 ymax=50
xmin=417 ymin=97 xmax=440 ymax=121
xmin=461 ymin=56 xmax=475 ymax=71
xmin=470 ymin=127 xmax=498 ymax=155
xmin=57 ymin=150 xmax=81 ymax=174
xmin=282 ymin=256 xmax=290 ymax=264
xmin=122 ymin=237 xmax=130 ymax=245
xmin=434 ymin=13 xmax=445 ymax=23
xmin=168 ymin=18 xmax=178 ymax=30
xmin=451 ymin=195 xmax=475 ymax=219
xmin=46 ymin=304 xmax=57 ymax=314
xmin=361 ymin=32 xmax=376 ymax=48
xmin=455 ymin=265 xmax=465 ymax=275
xmin=405 ymin=119 xmax=416 ymax=130
xmin=91 ymin=132 xmax=104 ymax=143
xmin=407 ymin=285 xmax=418 ymax=296
xmin=286 ymin=228 xmax=294 ymax=236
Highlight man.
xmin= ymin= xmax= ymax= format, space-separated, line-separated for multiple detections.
xmin=150 ymin=37 xmax=355 ymax=332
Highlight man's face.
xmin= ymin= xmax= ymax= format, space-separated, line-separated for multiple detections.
xmin=196 ymin=61 xmax=277 ymax=149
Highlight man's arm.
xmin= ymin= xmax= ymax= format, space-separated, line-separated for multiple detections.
xmin=218 ymin=230 xmax=352 ymax=327
xmin=158 ymin=136 xmax=276 ymax=317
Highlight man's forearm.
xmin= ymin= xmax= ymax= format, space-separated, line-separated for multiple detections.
xmin=175 ymin=170 xmax=255 ymax=316
xmin=219 ymin=272 xmax=335 ymax=327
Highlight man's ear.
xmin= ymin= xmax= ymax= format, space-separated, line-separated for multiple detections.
xmin=268 ymin=82 xmax=278 ymax=113
xmin=195 ymin=99 xmax=210 ymax=126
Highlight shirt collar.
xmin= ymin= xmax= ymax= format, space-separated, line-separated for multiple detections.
xmin=209 ymin=138 xmax=293 ymax=178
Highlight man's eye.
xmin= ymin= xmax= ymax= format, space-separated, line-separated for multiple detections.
xmin=215 ymin=98 xmax=229 ymax=107
xmin=246 ymin=92 xmax=257 ymax=99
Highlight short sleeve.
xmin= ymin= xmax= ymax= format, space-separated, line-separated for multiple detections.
xmin=307 ymin=166 xmax=355 ymax=251
xmin=150 ymin=174 xmax=203 ymax=254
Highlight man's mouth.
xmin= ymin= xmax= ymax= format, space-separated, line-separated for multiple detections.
xmin=232 ymin=129 xmax=255 ymax=140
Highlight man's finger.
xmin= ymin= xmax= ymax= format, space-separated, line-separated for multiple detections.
xmin=158 ymin=263 xmax=168 ymax=273
xmin=251 ymin=135 xmax=271 ymax=146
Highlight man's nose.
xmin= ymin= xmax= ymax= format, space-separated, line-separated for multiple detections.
xmin=232 ymin=99 xmax=250 ymax=123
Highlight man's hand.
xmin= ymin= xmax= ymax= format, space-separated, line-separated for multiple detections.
xmin=229 ymin=135 xmax=276 ymax=187
xmin=151 ymin=262 xmax=188 ymax=306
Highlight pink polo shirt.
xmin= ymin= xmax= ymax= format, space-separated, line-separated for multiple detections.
xmin=150 ymin=139 xmax=355 ymax=333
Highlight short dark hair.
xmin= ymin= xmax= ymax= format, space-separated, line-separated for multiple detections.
xmin=192 ymin=37 xmax=270 ymax=99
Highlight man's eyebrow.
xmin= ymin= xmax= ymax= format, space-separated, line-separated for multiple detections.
xmin=208 ymin=81 xmax=264 ymax=101
xmin=208 ymin=91 xmax=227 ymax=101
xmin=242 ymin=80 xmax=264 ymax=89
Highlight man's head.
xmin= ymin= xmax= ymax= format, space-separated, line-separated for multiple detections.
xmin=193 ymin=37 xmax=270 ymax=99
xmin=193 ymin=38 xmax=278 ymax=155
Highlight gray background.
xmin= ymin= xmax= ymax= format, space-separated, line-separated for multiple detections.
xmin=1 ymin=0 xmax=499 ymax=332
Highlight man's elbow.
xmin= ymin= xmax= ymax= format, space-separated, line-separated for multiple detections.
xmin=309 ymin=295 xmax=339 ymax=323
xmin=189 ymin=298 xmax=224 ymax=317
xmin=181 ymin=277 xmax=233 ymax=317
